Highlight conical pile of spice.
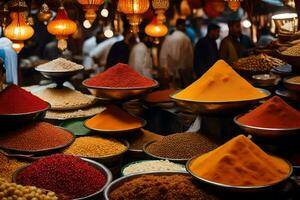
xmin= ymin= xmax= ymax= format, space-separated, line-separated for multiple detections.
xmin=189 ymin=135 xmax=290 ymax=186
xmin=238 ymin=96 xmax=300 ymax=128
xmin=85 ymin=105 xmax=144 ymax=131
xmin=174 ymin=60 xmax=267 ymax=101
xmin=0 ymin=84 xmax=49 ymax=114
xmin=83 ymin=63 xmax=156 ymax=88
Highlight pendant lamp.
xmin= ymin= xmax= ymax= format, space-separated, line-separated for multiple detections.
xmin=38 ymin=3 xmax=52 ymax=25
xmin=152 ymin=0 xmax=169 ymax=24
xmin=77 ymin=0 xmax=104 ymax=25
xmin=145 ymin=17 xmax=168 ymax=44
xmin=228 ymin=0 xmax=241 ymax=12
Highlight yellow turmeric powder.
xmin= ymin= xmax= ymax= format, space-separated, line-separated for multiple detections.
xmin=175 ymin=60 xmax=267 ymax=101
xmin=189 ymin=135 xmax=290 ymax=186
xmin=85 ymin=105 xmax=143 ymax=131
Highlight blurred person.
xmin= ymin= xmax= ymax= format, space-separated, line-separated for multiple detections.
xmin=160 ymin=18 xmax=194 ymax=88
xmin=219 ymin=20 xmax=254 ymax=65
xmin=257 ymin=27 xmax=275 ymax=48
xmin=128 ymin=31 xmax=153 ymax=79
xmin=194 ymin=23 xmax=220 ymax=77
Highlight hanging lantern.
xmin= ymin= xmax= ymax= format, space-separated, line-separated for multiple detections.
xmin=180 ymin=0 xmax=191 ymax=17
xmin=210 ymin=0 xmax=225 ymax=13
xmin=4 ymin=12 xmax=34 ymax=53
xmin=118 ymin=0 xmax=150 ymax=33
xmin=8 ymin=0 xmax=28 ymax=12
xmin=47 ymin=6 xmax=77 ymax=51
xmin=203 ymin=3 xmax=221 ymax=18
xmin=38 ymin=3 xmax=52 ymax=25
xmin=152 ymin=0 xmax=169 ymax=24
xmin=77 ymin=0 xmax=104 ymax=25
xmin=228 ymin=0 xmax=241 ymax=12
xmin=145 ymin=17 xmax=168 ymax=44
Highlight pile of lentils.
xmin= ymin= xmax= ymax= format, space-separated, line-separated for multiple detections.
xmin=146 ymin=132 xmax=217 ymax=160
xmin=16 ymin=154 xmax=107 ymax=199
xmin=128 ymin=129 xmax=164 ymax=150
xmin=109 ymin=174 xmax=219 ymax=200
xmin=0 ymin=153 xmax=28 ymax=181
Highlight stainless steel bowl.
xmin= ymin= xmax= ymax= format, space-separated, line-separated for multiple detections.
xmin=186 ymin=154 xmax=293 ymax=192
xmin=283 ymin=76 xmax=300 ymax=92
xmin=234 ymin=115 xmax=300 ymax=138
xmin=82 ymin=80 xmax=159 ymax=100
xmin=104 ymin=171 xmax=190 ymax=200
xmin=13 ymin=157 xmax=112 ymax=200
xmin=170 ymin=88 xmax=271 ymax=115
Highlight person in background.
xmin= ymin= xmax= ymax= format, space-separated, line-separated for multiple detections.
xmin=257 ymin=27 xmax=275 ymax=48
xmin=128 ymin=30 xmax=153 ymax=79
xmin=0 ymin=37 xmax=18 ymax=84
xmin=194 ymin=23 xmax=220 ymax=77
xmin=219 ymin=20 xmax=254 ymax=65
xmin=0 ymin=58 xmax=5 ymax=91
xmin=160 ymin=18 xmax=194 ymax=88
xmin=106 ymin=27 xmax=136 ymax=69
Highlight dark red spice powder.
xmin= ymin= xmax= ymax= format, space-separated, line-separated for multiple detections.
xmin=84 ymin=63 xmax=156 ymax=88
xmin=16 ymin=154 xmax=107 ymax=199
xmin=0 ymin=122 xmax=74 ymax=151
xmin=0 ymin=84 xmax=49 ymax=114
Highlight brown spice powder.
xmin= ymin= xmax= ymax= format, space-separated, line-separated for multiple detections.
xmin=128 ymin=129 xmax=164 ymax=150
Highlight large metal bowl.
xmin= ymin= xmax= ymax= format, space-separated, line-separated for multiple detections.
xmin=234 ymin=115 xmax=300 ymax=138
xmin=13 ymin=157 xmax=112 ymax=200
xmin=277 ymin=51 xmax=300 ymax=70
xmin=82 ymin=80 xmax=159 ymax=100
xmin=186 ymin=154 xmax=293 ymax=192
xmin=104 ymin=171 xmax=190 ymax=200
xmin=170 ymin=88 xmax=271 ymax=115
xmin=283 ymin=76 xmax=300 ymax=92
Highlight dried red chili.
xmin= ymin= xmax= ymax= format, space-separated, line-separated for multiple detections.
xmin=16 ymin=154 xmax=107 ymax=199
xmin=84 ymin=63 xmax=156 ymax=88
xmin=0 ymin=84 xmax=49 ymax=114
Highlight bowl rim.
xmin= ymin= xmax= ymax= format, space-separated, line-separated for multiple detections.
xmin=12 ymin=157 xmax=112 ymax=200
xmin=0 ymin=126 xmax=76 ymax=154
xmin=186 ymin=154 xmax=293 ymax=190
xmin=82 ymin=79 xmax=159 ymax=90
xmin=35 ymin=66 xmax=84 ymax=73
xmin=283 ymin=75 xmax=300 ymax=86
xmin=170 ymin=88 xmax=271 ymax=104
xmin=252 ymin=74 xmax=279 ymax=81
xmin=0 ymin=103 xmax=51 ymax=117
xmin=234 ymin=114 xmax=300 ymax=131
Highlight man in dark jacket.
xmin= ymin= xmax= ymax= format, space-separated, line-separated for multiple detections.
xmin=194 ymin=24 xmax=220 ymax=77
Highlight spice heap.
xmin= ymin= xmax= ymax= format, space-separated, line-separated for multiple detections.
xmin=0 ymin=122 xmax=74 ymax=152
xmin=189 ymin=135 xmax=290 ymax=186
xmin=16 ymin=154 xmax=107 ymax=199
xmin=84 ymin=63 xmax=156 ymax=88
xmin=0 ymin=84 xmax=49 ymax=115
xmin=36 ymin=58 xmax=84 ymax=72
xmin=282 ymin=43 xmax=300 ymax=56
xmin=64 ymin=136 xmax=127 ymax=157
xmin=174 ymin=60 xmax=267 ymax=101
xmin=0 ymin=153 xmax=28 ymax=181
xmin=286 ymin=76 xmax=300 ymax=84
xmin=109 ymin=174 xmax=218 ymax=200
xmin=34 ymin=87 xmax=96 ymax=110
xmin=144 ymin=88 xmax=176 ymax=103
xmin=0 ymin=178 xmax=59 ymax=200
xmin=46 ymin=106 xmax=105 ymax=120
xmin=238 ymin=96 xmax=300 ymax=128
xmin=60 ymin=119 xmax=91 ymax=136
xmin=123 ymin=160 xmax=186 ymax=176
xmin=146 ymin=132 xmax=217 ymax=160
xmin=128 ymin=129 xmax=164 ymax=150
xmin=233 ymin=54 xmax=286 ymax=72
xmin=85 ymin=105 xmax=143 ymax=131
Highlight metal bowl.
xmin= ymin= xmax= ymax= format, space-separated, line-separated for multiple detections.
xmin=170 ymin=88 xmax=271 ymax=115
xmin=143 ymin=141 xmax=188 ymax=164
xmin=186 ymin=154 xmax=293 ymax=192
xmin=277 ymin=51 xmax=300 ymax=69
xmin=234 ymin=115 xmax=300 ymax=138
xmin=82 ymin=80 xmax=159 ymax=100
xmin=283 ymin=76 xmax=300 ymax=92
xmin=104 ymin=171 xmax=190 ymax=200
xmin=252 ymin=74 xmax=281 ymax=87
xmin=13 ymin=157 xmax=112 ymax=200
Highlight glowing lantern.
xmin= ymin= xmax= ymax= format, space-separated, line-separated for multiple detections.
xmin=152 ymin=0 xmax=169 ymax=24
xmin=118 ymin=0 xmax=150 ymax=33
xmin=4 ymin=12 xmax=34 ymax=53
xmin=228 ymin=0 xmax=241 ymax=12
xmin=203 ymin=3 xmax=222 ymax=18
xmin=77 ymin=0 xmax=104 ymax=24
xmin=38 ymin=3 xmax=52 ymax=25
xmin=210 ymin=0 xmax=225 ymax=13
xmin=47 ymin=7 xmax=77 ymax=51
xmin=180 ymin=0 xmax=191 ymax=17
xmin=145 ymin=17 xmax=168 ymax=37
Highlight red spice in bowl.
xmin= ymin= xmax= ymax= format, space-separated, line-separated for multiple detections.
xmin=15 ymin=154 xmax=107 ymax=199
xmin=238 ymin=96 xmax=300 ymax=129
xmin=83 ymin=63 xmax=156 ymax=88
xmin=0 ymin=84 xmax=49 ymax=115
xmin=0 ymin=122 xmax=74 ymax=153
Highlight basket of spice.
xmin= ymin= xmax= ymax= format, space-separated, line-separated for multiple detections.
xmin=278 ymin=43 xmax=300 ymax=69
xmin=0 ymin=84 xmax=50 ymax=124
xmin=104 ymin=171 xmax=219 ymax=200
xmin=234 ymin=96 xmax=300 ymax=138
xmin=13 ymin=154 xmax=112 ymax=200
xmin=82 ymin=63 xmax=158 ymax=100
xmin=186 ymin=135 xmax=293 ymax=192
xmin=170 ymin=60 xmax=270 ymax=115
xmin=283 ymin=75 xmax=300 ymax=92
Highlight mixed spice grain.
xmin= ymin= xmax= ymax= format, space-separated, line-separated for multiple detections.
xmin=0 ymin=153 xmax=28 ymax=181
